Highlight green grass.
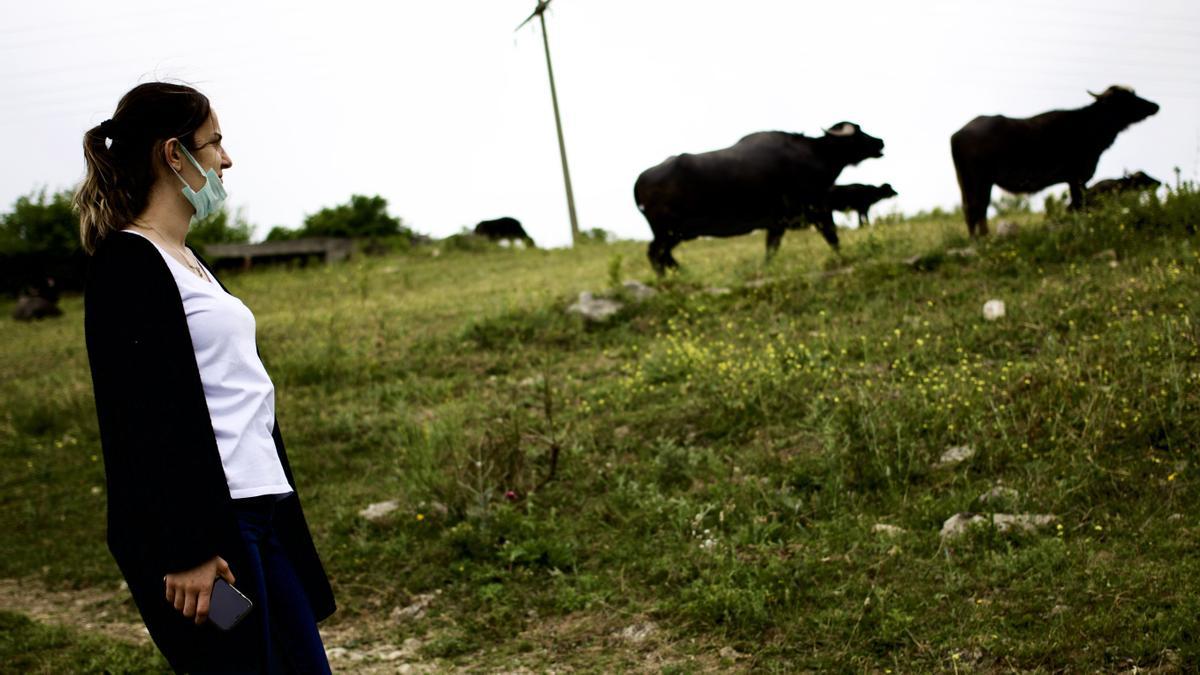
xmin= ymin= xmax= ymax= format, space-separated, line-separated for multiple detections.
xmin=2 ymin=187 xmax=1199 ymax=670
xmin=0 ymin=611 xmax=165 ymax=673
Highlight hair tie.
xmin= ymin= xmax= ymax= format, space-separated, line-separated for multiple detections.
xmin=98 ymin=118 xmax=119 ymax=139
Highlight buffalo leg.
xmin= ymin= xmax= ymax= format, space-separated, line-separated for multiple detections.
xmin=814 ymin=210 xmax=840 ymax=251
xmin=859 ymin=209 xmax=870 ymax=227
xmin=648 ymin=237 xmax=679 ymax=275
xmin=1068 ymin=181 xmax=1085 ymax=211
xmin=960 ymin=179 xmax=990 ymax=237
xmin=765 ymin=227 xmax=785 ymax=259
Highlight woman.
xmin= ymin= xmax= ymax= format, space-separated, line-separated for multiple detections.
xmin=77 ymin=82 xmax=335 ymax=673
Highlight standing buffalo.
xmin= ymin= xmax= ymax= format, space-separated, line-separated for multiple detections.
xmin=634 ymin=122 xmax=885 ymax=274
xmin=474 ymin=217 xmax=535 ymax=247
xmin=1088 ymin=170 xmax=1161 ymax=199
xmin=828 ymin=183 xmax=898 ymax=227
xmin=951 ymin=85 xmax=1159 ymax=236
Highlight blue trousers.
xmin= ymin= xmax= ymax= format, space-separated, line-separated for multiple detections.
xmin=210 ymin=496 xmax=332 ymax=675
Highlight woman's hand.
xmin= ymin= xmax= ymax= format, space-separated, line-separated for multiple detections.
xmin=164 ymin=556 xmax=235 ymax=625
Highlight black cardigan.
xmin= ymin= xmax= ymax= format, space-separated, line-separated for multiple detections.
xmin=85 ymin=232 xmax=334 ymax=670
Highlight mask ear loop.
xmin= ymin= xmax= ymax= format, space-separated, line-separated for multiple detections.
xmin=167 ymin=140 xmax=207 ymax=190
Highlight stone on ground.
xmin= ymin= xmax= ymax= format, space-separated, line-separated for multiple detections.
xmin=936 ymin=444 xmax=976 ymax=467
xmin=567 ymin=292 xmax=623 ymax=322
xmin=359 ymin=500 xmax=399 ymax=522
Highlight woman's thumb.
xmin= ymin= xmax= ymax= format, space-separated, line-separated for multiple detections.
xmin=217 ymin=557 xmax=235 ymax=585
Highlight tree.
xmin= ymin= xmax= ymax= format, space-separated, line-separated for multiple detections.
xmin=187 ymin=207 xmax=254 ymax=251
xmin=0 ymin=188 xmax=79 ymax=257
xmin=301 ymin=194 xmax=408 ymax=239
xmin=0 ymin=189 xmax=83 ymax=293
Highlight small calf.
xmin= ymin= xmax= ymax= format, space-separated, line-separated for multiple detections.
xmin=1088 ymin=171 xmax=1161 ymax=199
xmin=828 ymin=183 xmax=898 ymax=227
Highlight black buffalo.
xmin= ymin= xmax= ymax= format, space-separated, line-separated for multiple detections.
xmin=12 ymin=278 xmax=62 ymax=322
xmin=951 ymin=85 xmax=1159 ymax=236
xmin=828 ymin=183 xmax=897 ymax=227
xmin=1088 ymin=170 xmax=1161 ymax=198
xmin=634 ymin=122 xmax=885 ymax=273
xmin=474 ymin=217 xmax=535 ymax=247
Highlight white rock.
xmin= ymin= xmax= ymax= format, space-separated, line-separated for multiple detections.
xmin=326 ymin=647 xmax=350 ymax=660
xmin=946 ymin=246 xmax=978 ymax=258
xmin=744 ymin=278 xmax=775 ymax=289
xmin=993 ymin=513 xmax=1057 ymax=534
xmin=719 ymin=646 xmax=748 ymax=660
xmin=704 ymin=286 xmax=732 ymax=296
xmin=983 ymin=300 xmax=1006 ymax=321
xmin=1168 ymin=513 xmax=1184 ymax=522
xmin=359 ymin=500 xmax=399 ymax=522
xmin=401 ymin=637 xmax=423 ymax=653
xmin=618 ymin=622 xmax=658 ymax=643
xmin=995 ymin=220 xmax=1019 ymax=237
xmin=978 ymin=486 xmax=1020 ymax=506
xmin=391 ymin=593 xmax=437 ymax=621
xmin=567 ymin=292 xmax=623 ymax=322
xmin=940 ymin=512 xmax=1058 ymax=539
xmin=940 ymin=513 xmax=989 ymax=538
xmin=872 ymin=523 xmax=906 ymax=537
xmin=937 ymin=445 xmax=976 ymax=467
xmin=621 ymin=280 xmax=658 ymax=302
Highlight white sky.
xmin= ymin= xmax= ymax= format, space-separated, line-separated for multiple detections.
xmin=3 ymin=0 xmax=1199 ymax=247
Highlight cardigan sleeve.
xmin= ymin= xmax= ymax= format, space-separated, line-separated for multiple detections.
xmin=85 ymin=237 xmax=233 ymax=574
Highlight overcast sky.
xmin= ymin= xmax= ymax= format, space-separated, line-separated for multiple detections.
xmin=3 ymin=0 xmax=1199 ymax=247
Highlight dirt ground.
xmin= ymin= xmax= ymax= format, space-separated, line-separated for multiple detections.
xmin=0 ymin=578 xmax=743 ymax=673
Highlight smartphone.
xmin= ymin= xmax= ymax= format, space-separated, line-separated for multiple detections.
xmin=209 ymin=578 xmax=253 ymax=631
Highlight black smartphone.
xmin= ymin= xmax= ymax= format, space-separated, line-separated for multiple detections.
xmin=209 ymin=578 xmax=253 ymax=631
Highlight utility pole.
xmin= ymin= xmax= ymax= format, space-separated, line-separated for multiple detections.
xmin=519 ymin=1 xmax=580 ymax=246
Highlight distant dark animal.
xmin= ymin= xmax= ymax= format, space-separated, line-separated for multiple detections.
xmin=474 ymin=217 xmax=535 ymax=247
xmin=828 ymin=183 xmax=898 ymax=227
xmin=634 ymin=122 xmax=885 ymax=274
xmin=1088 ymin=171 xmax=1161 ymax=198
xmin=12 ymin=278 xmax=62 ymax=321
xmin=951 ymin=85 xmax=1159 ymax=236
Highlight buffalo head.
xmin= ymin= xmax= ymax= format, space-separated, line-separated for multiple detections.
xmin=879 ymin=183 xmax=898 ymax=198
xmin=823 ymin=121 xmax=884 ymax=164
xmin=1125 ymin=170 xmax=1161 ymax=190
xmin=1088 ymin=86 xmax=1159 ymax=125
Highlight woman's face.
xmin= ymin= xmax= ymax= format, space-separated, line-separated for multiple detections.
xmin=177 ymin=111 xmax=233 ymax=185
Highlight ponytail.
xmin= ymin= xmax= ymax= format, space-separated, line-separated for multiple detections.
xmin=73 ymin=83 xmax=211 ymax=254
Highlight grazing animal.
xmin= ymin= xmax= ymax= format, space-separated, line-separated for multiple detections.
xmin=950 ymin=85 xmax=1159 ymax=236
xmin=1088 ymin=170 xmax=1161 ymax=198
xmin=828 ymin=183 xmax=898 ymax=227
xmin=474 ymin=217 xmax=535 ymax=247
xmin=634 ymin=122 xmax=885 ymax=274
xmin=12 ymin=278 xmax=62 ymax=321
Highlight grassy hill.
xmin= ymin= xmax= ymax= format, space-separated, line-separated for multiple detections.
xmin=2 ymin=190 xmax=1198 ymax=671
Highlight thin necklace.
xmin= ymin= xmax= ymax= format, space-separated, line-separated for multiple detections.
xmin=132 ymin=224 xmax=209 ymax=281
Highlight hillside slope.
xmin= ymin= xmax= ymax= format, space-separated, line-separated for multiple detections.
xmin=2 ymin=191 xmax=1198 ymax=671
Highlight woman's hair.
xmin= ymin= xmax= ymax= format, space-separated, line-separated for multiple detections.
xmin=75 ymin=82 xmax=212 ymax=254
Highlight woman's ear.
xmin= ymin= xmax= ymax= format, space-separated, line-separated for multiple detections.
xmin=161 ymin=138 xmax=183 ymax=173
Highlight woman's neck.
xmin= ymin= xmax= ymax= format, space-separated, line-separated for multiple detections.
xmin=130 ymin=181 xmax=194 ymax=246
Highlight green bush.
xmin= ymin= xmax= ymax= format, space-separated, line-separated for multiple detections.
xmin=0 ymin=189 xmax=78 ymax=257
xmin=186 ymin=206 xmax=254 ymax=253
xmin=302 ymin=194 xmax=410 ymax=239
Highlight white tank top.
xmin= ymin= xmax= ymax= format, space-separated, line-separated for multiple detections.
xmin=123 ymin=230 xmax=294 ymax=500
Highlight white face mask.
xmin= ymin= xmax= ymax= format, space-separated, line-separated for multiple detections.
xmin=171 ymin=144 xmax=227 ymax=224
